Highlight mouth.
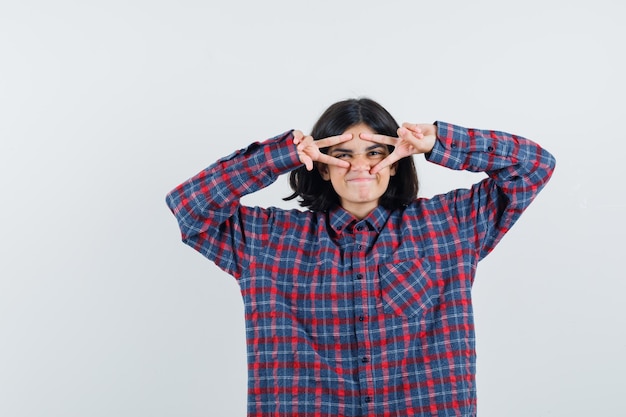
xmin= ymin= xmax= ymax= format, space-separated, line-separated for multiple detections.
xmin=347 ymin=177 xmax=376 ymax=183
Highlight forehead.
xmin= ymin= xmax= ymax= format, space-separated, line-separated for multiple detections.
xmin=327 ymin=123 xmax=382 ymax=152
xmin=343 ymin=123 xmax=375 ymax=136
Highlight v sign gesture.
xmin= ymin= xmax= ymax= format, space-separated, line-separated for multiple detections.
xmin=360 ymin=123 xmax=437 ymax=174
xmin=292 ymin=130 xmax=353 ymax=171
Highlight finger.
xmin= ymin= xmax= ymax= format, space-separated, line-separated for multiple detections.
xmin=316 ymin=153 xmax=350 ymax=168
xmin=402 ymin=123 xmax=423 ymax=134
xmin=299 ymin=154 xmax=313 ymax=171
xmin=370 ymin=154 xmax=401 ymax=175
xmin=397 ymin=127 xmax=424 ymax=145
xmin=314 ymin=133 xmax=353 ymax=149
xmin=292 ymin=130 xmax=305 ymax=145
xmin=404 ymin=122 xmax=436 ymax=138
xmin=398 ymin=126 xmax=434 ymax=155
xmin=296 ymin=135 xmax=314 ymax=153
xmin=399 ymin=126 xmax=424 ymax=139
xmin=359 ymin=132 xmax=397 ymax=146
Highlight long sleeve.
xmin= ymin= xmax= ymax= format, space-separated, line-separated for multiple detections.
xmin=165 ymin=130 xmax=302 ymax=278
xmin=164 ymin=122 xmax=556 ymax=416
xmin=426 ymin=122 xmax=556 ymax=260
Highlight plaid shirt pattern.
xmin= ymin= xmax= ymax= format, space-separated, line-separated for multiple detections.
xmin=166 ymin=122 xmax=555 ymax=416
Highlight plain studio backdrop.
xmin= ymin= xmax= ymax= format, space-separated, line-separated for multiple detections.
xmin=1 ymin=1 xmax=624 ymax=416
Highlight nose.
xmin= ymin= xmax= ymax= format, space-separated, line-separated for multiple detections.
xmin=349 ymin=153 xmax=372 ymax=171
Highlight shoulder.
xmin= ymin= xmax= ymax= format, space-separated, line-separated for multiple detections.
xmin=241 ymin=205 xmax=321 ymax=229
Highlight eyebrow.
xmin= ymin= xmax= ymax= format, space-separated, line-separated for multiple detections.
xmin=329 ymin=144 xmax=387 ymax=154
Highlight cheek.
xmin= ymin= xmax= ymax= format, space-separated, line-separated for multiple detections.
xmin=378 ymin=173 xmax=393 ymax=191
xmin=328 ymin=166 xmax=348 ymax=179
xmin=319 ymin=164 xmax=338 ymax=181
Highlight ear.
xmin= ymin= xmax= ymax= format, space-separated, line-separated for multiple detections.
xmin=318 ymin=163 xmax=330 ymax=181
xmin=389 ymin=163 xmax=397 ymax=176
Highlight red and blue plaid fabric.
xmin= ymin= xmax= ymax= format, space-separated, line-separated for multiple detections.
xmin=166 ymin=122 xmax=555 ymax=416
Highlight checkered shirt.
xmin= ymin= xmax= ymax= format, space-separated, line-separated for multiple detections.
xmin=166 ymin=122 xmax=556 ymax=416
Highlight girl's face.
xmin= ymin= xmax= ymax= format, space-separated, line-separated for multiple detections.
xmin=319 ymin=123 xmax=395 ymax=219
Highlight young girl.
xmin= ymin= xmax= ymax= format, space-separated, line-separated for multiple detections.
xmin=166 ymin=98 xmax=555 ymax=416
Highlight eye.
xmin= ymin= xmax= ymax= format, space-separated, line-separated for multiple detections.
xmin=368 ymin=150 xmax=387 ymax=159
xmin=333 ymin=153 xmax=351 ymax=160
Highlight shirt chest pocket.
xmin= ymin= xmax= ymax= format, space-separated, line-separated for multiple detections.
xmin=378 ymin=259 xmax=438 ymax=318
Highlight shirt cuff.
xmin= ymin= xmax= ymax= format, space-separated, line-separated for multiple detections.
xmin=426 ymin=121 xmax=512 ymax=171
xmin=217 ymin=130 xmax=302 ymax=176
xmin=262 ymin=130 xmax=303 ymax=175
xmin=425 ymin=122 xmax=468 ymax=170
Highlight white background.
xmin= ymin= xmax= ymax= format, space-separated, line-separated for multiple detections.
xmin=1 ymin=1 xmax=624 ymax=416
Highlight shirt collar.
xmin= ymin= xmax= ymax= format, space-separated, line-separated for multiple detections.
xmin=328 ymin=205 xmax=390 ymax=234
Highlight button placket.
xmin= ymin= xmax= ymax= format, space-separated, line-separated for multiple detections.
xmin=352 ymin=222 xmax=377 ymax=412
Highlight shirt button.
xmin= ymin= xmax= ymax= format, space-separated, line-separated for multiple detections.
xmin=364 ymin=396 xmax=372 ymax=403
xmin=359 ymin=316 xmax=365 ymax=321
xmin=357 ymin=244 xmax=362 ymax=250
xmin=356 ymin=274 xmax=363 ymax=280
xmin=362 ymin=356 xmax=369 ymax=363
xmin=487 ymin=146 xmax=494 ymax=152
xmin=450 ymin=142 xmax=457 ymax=149
xmin=356 ymin=225 xmax=363 ymax=231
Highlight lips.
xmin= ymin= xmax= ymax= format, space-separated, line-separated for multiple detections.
xmin=346 ymin=177 xmax=376 ymax=183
